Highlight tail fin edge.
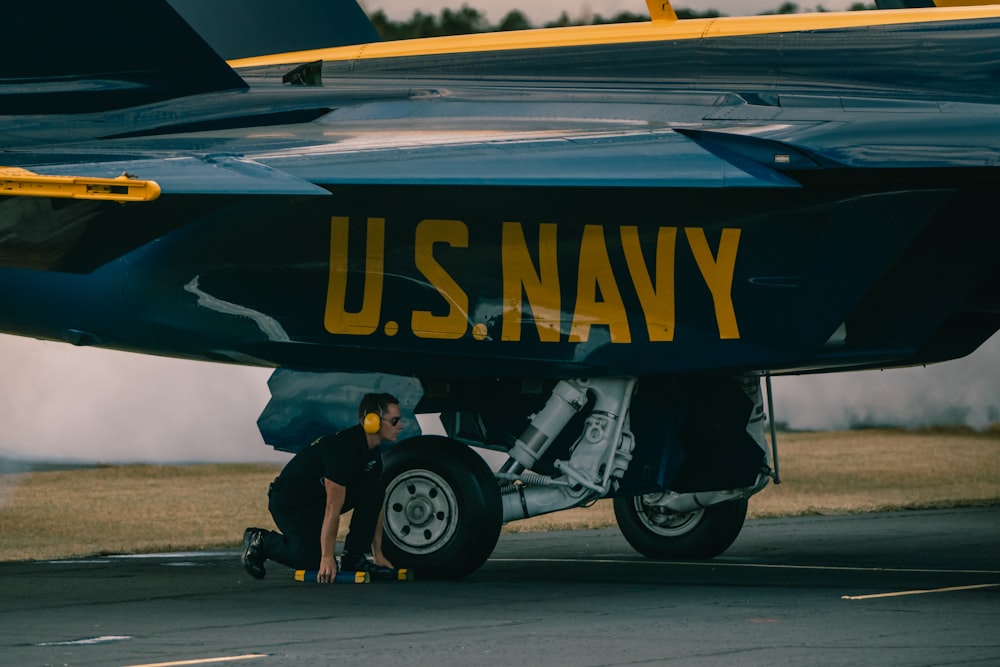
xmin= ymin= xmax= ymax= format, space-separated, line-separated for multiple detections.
xmin=1 ymin=0 xmax=245 ymax=115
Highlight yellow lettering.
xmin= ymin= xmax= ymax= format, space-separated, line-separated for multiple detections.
xmin=621 ymin=226 xmax=676 ymax=342
xmin=412 ymin=219 xmax=469 ymax=339
xmin=324 ymin=216 xmax=384 ymax=335
xmin=569 ymin=225 xmax=631 ymax=343
xmin=685 ymin=227 xmax=741 ymax=339
xmin=501 ymin=222 xmax=561 ymax=342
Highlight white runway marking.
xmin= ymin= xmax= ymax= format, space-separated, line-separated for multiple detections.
xmin=121 ymin=654 xmax=268 ymax=667
xmin=489 ymin=557 xmax=1000 ymax=601
xmin=38 ymin=636 xmax=130 ymax=646
xmin=488 ymin=557 xmax=1000 ymax=576
xmin=842 ymin=583 xmax=1000 ymax=600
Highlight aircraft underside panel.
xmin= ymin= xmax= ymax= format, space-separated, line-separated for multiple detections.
xmin=1 ymin=2 xmax=1000 ymax=424
xmin=1 ymin=180 xmax=997 ymax=377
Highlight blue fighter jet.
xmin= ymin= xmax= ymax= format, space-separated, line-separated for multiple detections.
xmin=2 ymin=0 xmax=999 ymax=577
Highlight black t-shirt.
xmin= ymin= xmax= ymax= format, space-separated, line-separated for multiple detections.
xmin=272 ymin=424 xmax=383 ymax=504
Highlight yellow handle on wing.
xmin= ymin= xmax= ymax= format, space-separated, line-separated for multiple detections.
xmin=0 ymin=167 xmax=161 ymax=202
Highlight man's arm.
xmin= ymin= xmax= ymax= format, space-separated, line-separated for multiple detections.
xmin=318 ymin=479 xmax=346 ymax=583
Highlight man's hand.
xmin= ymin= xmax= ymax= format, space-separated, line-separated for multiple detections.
xmin=318 ymin=479 xmax=346 ymax=583
xmin=372 ymin=551 xmax=394 ymax=569
xmin=317 ymin=555 xmax=338 ymax=583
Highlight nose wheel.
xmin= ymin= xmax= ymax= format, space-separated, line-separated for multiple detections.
xmin=381 ymin=436 xmax=502 ymax=579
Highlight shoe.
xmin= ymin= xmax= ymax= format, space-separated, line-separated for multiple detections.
xmin=340 ymin=552 xmax=397 ymax=579
xmin=242 ymin=527 xmax=267 ymax=580
xmin=338 ymin=551 xmax=368 ymax=572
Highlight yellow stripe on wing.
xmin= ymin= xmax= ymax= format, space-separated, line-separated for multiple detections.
xmin=229 ymin=6 xmax=1000 ymax=69
xmin=931 ymin=0 xmax=1000 ymax=5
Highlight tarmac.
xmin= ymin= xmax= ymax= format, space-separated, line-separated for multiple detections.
xmin=1 ymin=506 xmax=997 ymax=666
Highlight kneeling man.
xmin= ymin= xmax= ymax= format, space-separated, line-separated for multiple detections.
xmin=242 ymin=393 xmax=403 ymax=582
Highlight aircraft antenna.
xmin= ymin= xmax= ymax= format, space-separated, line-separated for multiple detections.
xmin=646 ymin=0 xmax=678 ymax=22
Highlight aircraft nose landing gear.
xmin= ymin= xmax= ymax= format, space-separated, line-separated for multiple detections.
xmin=381 ymin=436 xmax=502 ymax=579
xmin=378 ymin=374 xmax=771 ymax=577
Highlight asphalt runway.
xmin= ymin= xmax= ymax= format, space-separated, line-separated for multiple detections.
xmin=1 ymin=507 xmax=997 ymax=667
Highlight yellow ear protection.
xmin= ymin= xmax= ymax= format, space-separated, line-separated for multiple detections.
xmin=362 ymin=404 xmax=382 ymax=434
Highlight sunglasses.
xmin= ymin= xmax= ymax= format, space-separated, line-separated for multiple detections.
xmin=385 ymin=416 xmax=402 ymax=426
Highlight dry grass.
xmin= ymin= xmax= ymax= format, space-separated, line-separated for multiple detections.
xmin=1 ymin=427 xmax=998 ymax=561
xmin=0 ymin=464 xmax=280 ymax=562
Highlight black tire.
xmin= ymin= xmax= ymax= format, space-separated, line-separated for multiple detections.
xmin=613 ymin=494 xmax=748 ymax=560
xmin=381 ymin=436 xmax=502 ymax=579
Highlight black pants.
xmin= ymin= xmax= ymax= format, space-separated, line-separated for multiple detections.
xmin=262 ymin=479 xmax=385 ymax=570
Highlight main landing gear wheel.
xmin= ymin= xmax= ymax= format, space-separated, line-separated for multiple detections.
xmin=613 ymin=494 xmax=748 ymax=560
xmin=381 ymin=436 xmax=502 ymax=579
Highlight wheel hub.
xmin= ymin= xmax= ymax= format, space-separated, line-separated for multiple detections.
xmin=384 ymin=469 xmax=459 ymax=554
xmin=404 ymin=496 xmax=434 ymax=525
xmin=635 ymin=493 xmax=704 ymax=537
